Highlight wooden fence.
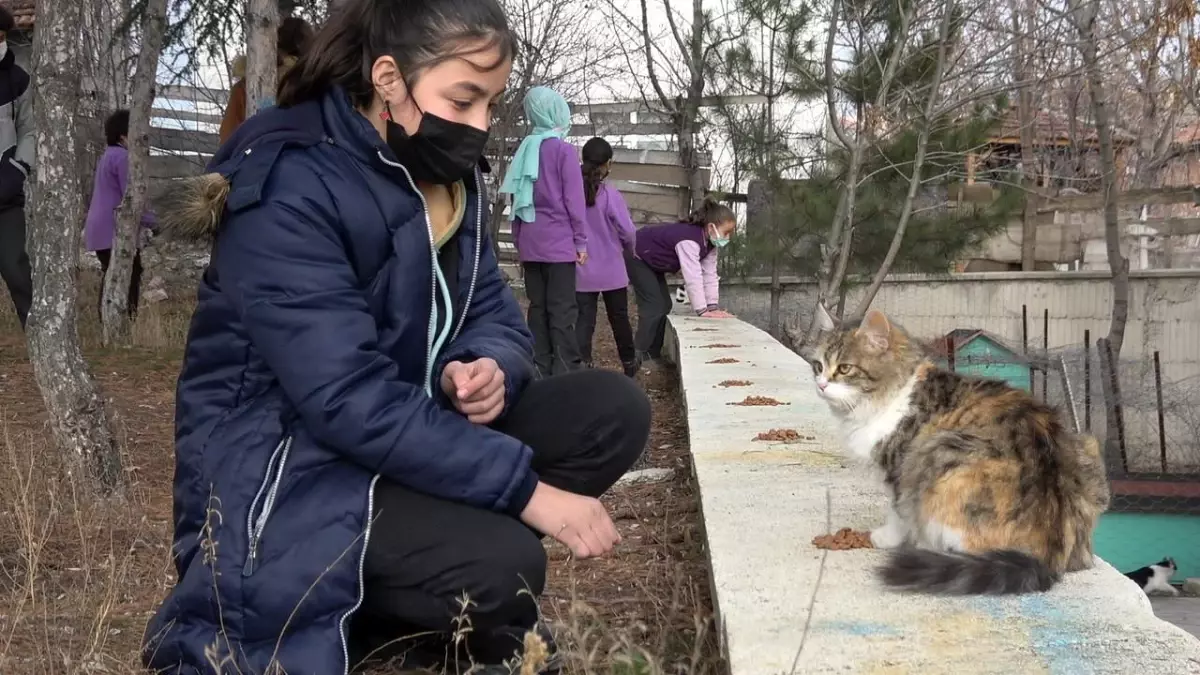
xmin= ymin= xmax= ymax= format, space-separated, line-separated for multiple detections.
xmin=148 ymin=85 xmax=716 ymax=266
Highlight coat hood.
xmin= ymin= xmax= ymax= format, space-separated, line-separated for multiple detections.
xmin=228 ymin=54 xmax=297 ymax=81
xmin=155 ymin=97 xmax=328 ymax=241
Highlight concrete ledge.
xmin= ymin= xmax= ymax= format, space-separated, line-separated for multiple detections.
xmin=665 ymin=315 xmax=1200 ymax=675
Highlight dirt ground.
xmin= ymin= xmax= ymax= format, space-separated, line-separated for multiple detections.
xmin=0 ymin=274 xmax=722 ymax=674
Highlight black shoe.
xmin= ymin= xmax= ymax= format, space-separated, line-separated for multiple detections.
xmin=622 ymin=359 xmax=639 ymax=378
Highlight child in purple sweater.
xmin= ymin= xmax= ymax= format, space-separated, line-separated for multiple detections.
xmin=502 ymin=86 xmax=587 ymax=376
xmin=83 ymin=109 xmax=157 ymax=319
xmin=574 ymin=137 xmax=638 ymax=376
xmin=626 ymin=198 xmax=736 ymax=369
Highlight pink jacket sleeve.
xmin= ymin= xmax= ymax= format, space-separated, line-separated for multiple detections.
xmin=701 ymin=247 xmax=720 ymax=307
xmin=674 ymin=240 xmax=710 ymax=313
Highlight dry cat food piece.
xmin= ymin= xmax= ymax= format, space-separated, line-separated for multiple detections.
xmin=707 ymin=357 xmax=740 ymax=364
xmin=699 ymin=343 xmax=741 ymax=348
xmin=717 ymin=380 xmax=753 ymax=387
xmin=728 ymin=395 xmax=789 ymax=406
xmin=812 ymin=528 xmax=874 ymax=550
xmin=754 ymin=428 xmax=802 ymax=442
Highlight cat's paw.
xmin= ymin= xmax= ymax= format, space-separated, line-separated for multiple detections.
xmin=1168 ymin=585 xmax=1181 ymax=596
xmin=870 ymin=524 xmax=905 ymax=549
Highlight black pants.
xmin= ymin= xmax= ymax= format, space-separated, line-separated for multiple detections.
xmin=625 ymin=253 xmax=672 ymax=361
xmin=95 ymin=248 xmax=143 ymax=320
xmin=0 ymin=205 xmax=31 ymax=329
xmin=523 ymin=261 xmax=583 ymax=376
xmin=351 ymin=369 xmax=651 ymax=669
xmin=575 ymin=289 xmax=636 ymax=368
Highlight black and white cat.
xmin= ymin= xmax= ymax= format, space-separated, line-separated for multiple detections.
xmin=1124 ymin=557 xmax=1180 ymax=596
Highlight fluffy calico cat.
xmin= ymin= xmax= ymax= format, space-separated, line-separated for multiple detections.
xmin=1125 ymin=557 xmax=1180 ymax=596
xmin=804 ymin=307 xmax=1110 ymax=595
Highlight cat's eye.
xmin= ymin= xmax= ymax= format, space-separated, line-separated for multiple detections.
xmin=836 ymin=364 xmax=854 ymax=375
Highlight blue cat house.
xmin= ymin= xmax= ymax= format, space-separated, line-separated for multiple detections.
xmin=929 ymin=328 xmax=1034 ymax=391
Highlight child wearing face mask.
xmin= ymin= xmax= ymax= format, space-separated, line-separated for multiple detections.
xmin=145 ymin=1 xmax=649 ymax=672
xmin=626 ymin=197 xmax=737 ymax=371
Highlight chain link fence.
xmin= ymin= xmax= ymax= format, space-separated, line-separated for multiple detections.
xmin=932 ymin=329 xmax=1200 ymax=517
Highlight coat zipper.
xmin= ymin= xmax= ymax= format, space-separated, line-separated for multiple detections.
xmin=447 ymin=168 xmax=484 ymax=344
xmin=242 ymin=436 xmax=292 ymax=577
xmin=340 ymin=154 xmax=485 ymax=675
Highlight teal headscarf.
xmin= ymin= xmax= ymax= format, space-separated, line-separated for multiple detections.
xmin=500 ymin=86 xmax=572 ymax=223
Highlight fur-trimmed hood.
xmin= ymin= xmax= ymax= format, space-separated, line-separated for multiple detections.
xmin=156 ymin=97 xmax=328 ymax=242
xmin=228 ymin=53 xmax=298 ymax=82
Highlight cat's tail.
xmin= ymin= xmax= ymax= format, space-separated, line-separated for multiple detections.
xmin=879 ymin=548 xmax=1060 ymax=595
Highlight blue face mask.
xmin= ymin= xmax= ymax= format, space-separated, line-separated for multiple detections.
xmin=709 ymin=225 xmax=730 ymax=248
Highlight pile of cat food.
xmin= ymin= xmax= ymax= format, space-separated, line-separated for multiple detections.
xmin=753 ymin=428 xmax=802 ymax=442
xmin=693 ymin=327 xmax=718 ymax=332
xmin=728 ymin=395 xmax=789 ymax=406
xmin=707 ymin=357 xmax=740 ymax=364
xmin=698 ymin=343 xmax=741 ymax=348
xmin=717 ymin=379 xmax=753 ymax=387
xmin=812 ymin=528 xmax=874 ymax=550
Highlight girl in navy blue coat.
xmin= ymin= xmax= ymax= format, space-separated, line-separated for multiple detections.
xmin=143 ymin=1 xmax=650 ymax=672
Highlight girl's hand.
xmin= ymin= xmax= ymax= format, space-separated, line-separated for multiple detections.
xmin=577 ymin=250 xmax=589 ymax=265
xmin=440 ymin=358 xmax=506 ymax=424
xmin=520 ymin=482 xmax=620 ymax=559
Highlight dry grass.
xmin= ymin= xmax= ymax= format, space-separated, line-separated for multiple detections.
xmin=0 ymin=270 xmax=722 ymax=674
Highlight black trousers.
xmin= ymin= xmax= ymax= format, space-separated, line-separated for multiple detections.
xmin=523 ymin=261 xmax=582 ymax=376
xmin=0 ymin=205 xmax=31 ymax=329
xmin=351 ymin=369 xmax=651 ymax=669
xmin=95 ymin=248 xmax=143 ymax=320
xmin=575 ymin=288 xmax=636 ymax=367
xmin=625 ymin=253 xmax=672 ymax=361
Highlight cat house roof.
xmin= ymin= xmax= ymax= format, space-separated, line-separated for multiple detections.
xmin=926 ymin=328 xmax=1031 ymax=363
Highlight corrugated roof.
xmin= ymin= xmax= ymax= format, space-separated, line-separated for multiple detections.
xmin=990 ymin=108 xmax=1136 ymax=146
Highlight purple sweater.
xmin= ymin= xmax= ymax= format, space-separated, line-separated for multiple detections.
xmin=83 ymin=145 xmax=157 ymax=252
xmin=634 ymin=221 xmax=720 ymax=312
xmin=576 ymin=184 xmax=636 ymax=293
xmin=511 ymin=137 xmax=587 ymax=264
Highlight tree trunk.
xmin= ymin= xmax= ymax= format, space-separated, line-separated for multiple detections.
xmin=245 ymin=0 xmax=279 ymax=116
xmin=1072 ymin=0 xmax=1128 ymax=356
xmin=102 ymin=0 xmax=168 ymax=345
xmin=851 ymin=0 xmax=954 ymax=318
xmin=29 ymin=0 xmax=124 ymax=494
xmin=1014 ymin=0 xmax=1039 ymax=270
xmin=805 ymin=0 xmax=910 ymax=343
xmin=1072 ymin=0 xmax=1129 ymax=462
xmin=680 ymin=0 xmax=707 ymax=209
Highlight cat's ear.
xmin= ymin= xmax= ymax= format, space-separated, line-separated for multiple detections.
xmin=857 ymin=309 xmax=892 ymax=352
xmin=814 ymin=304 xmax=836 ymax=333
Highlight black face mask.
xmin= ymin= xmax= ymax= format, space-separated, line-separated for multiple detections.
xmin=385 ymin=113 xmax=490 ymax=185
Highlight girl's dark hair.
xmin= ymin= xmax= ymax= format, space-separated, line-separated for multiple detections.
xmin=278 ymin=17 xmax=314 ymax=60
xmin=581 ymin=137 xmax=613 ymax=207
xmin=277 ymin=0 xmax=516 ymax=109
xmin=687 ymin=196 xmax=735 ymax=227
xmin=105 ymin=109 xmax=130 ymax=146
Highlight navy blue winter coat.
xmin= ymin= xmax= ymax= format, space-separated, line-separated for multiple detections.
xmin=143 ymin=88 xmax=539 ymax=674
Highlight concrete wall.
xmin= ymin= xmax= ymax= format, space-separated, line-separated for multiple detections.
xmin=719 ymin=270 xmax=1200 ymax=473
xmin=665 ymin=314 xmax=1200 ymax=674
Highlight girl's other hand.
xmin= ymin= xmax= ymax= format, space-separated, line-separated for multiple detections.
xmin=577 ymin=250 xmax=589 ymax=265
xmin=520 ymin=481 xmax=619 ymax=559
